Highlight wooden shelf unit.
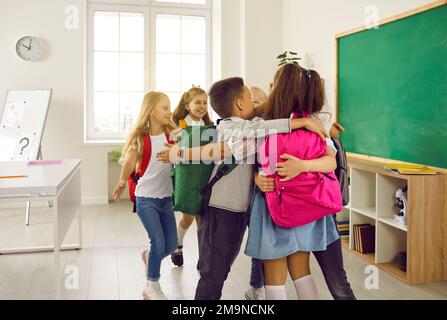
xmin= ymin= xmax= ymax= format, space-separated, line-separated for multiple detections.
xmin=343 ymin=157 xmax=447 ymax=285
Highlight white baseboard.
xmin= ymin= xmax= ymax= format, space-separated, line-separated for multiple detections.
xmin=0 ymin=201 xmax=48 ymax=209
xmin=81 ymin=197 xmax=109 ymax=205
xmin=0 ymin=197 xmax=109 ymax=209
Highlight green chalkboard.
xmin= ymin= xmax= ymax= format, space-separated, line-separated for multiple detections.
xmin=337 ymin=4 xmax=447 ymax=168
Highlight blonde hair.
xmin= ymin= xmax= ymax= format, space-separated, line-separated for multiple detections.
xmin=120 ymin=91 xmax=174 ymax=164
xmin=172 ymin=87 xmax=213 ymax=126
xmin=250 ymin=86 xmax=268 ymax=107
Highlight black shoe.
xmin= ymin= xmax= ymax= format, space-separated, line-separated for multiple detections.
xmin=171 ymin=247 xmax=184 ymax=267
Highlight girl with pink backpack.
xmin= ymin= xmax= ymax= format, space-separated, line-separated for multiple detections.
xmin=245 ymin=64 xmax=352 ymax=300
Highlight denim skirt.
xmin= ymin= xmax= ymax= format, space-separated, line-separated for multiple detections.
xmin=245 ymin=188 xmax=340 ymax=260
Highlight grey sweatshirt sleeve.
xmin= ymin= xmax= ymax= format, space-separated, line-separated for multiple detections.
xmin=218 ymin=117 xmax=291 ymax=161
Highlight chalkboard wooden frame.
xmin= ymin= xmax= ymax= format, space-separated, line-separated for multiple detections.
xmin=335 ymin=0 xmax=447 ymax=173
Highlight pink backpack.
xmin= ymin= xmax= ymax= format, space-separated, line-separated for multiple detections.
xmin=258 ymin=112 xmax=343 ymax=228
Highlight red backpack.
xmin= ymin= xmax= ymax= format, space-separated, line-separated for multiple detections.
xmin=128 ymin=132 xmax=173 ymax=211
xmin=258 ymin=112 xmax=343 ymax=228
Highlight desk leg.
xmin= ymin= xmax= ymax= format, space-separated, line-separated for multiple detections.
xmin=78 ymin=206 xmax=82 ymax=249
xmin=53 ymin=201 xmax=62 ymax=300
xmin=53 ymin=167 xmax=81 ymax=300
xmin=25 ymin=201 xmax=30 ymax=226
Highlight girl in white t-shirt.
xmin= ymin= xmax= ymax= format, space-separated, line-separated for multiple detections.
xmin=113 ymin=91 xmax=178 ymax=300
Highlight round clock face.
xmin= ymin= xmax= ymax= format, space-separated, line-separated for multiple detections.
xmin=16 ymin=36 xmax=42 ymax=61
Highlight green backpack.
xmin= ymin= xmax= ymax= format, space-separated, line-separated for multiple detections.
xmin=171 ymin=125 xmax=237 ymax=216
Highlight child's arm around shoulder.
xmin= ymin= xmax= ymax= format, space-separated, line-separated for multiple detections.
xmin=221 ymin=117 xmax=327 ymax=140
xmin=156 ymin=141 xmax=233 ymax=163
xmin=155 ymin=118 xmax=328 ymax=164
xmin=276 ymin=146 xmax=337 ymax=182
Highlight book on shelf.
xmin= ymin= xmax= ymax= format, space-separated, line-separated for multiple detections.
xmin=384 ymin=163 xmax=438 ymax=175
xmin=353 ymin=224 xmax=375 ymax=254
xmin=356 ymin=225 xmax=363 ymax=252
xmin=353 ymin=224 xmax=363 ymax=252
xmin=359 ymin=225 xmax=375 ymax=254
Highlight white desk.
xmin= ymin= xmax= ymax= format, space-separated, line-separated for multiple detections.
xmin=0 ymin=159 xmax=82 ymax=299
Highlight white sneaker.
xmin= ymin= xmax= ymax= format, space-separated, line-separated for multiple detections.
xmin=143 ymin=281 xmax=168 ymax=300
xmin=245 ymin=286 xmax=265 ymax=300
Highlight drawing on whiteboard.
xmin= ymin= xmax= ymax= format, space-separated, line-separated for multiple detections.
xmin=0 ymin=90 xmax=52 ymax=161
xmin=1 ymin=101 xmax=25 ymax=128
xmin=19 ymin=137 xmax=30 ymax=155
xmin=13 ymin=134 xmax=36 ymax=160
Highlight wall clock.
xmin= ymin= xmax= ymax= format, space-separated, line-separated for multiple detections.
xmin=16 ymin=36 xmax=43 ymax=61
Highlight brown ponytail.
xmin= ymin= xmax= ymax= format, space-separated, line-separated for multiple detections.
xmin=300 ymin=68 xmax=325 ymax=114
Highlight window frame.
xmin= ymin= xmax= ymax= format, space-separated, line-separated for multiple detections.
xmin=85 ymin=0 xmax=212 ymax=143
xmin=151 ymin=0 xmax=211 ymax=10
xmin=88 ymin=0 xmax=151 ymax=6
xmin=86 ymin=3 xmax=150 ymax=142
xmin=150 ymin=6 xmax=212 ymax=101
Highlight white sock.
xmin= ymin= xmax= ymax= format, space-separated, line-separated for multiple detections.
xmin=177 ymin=224 xmax=188 ymax=249
xmin=264 ymin=285 xmax=287 ymax=300
xmin=293 ymin=275 xmax=319 ymax=300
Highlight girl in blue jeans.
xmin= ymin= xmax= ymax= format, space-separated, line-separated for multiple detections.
xmin=113 ymin=92 xmax=178 ymax=300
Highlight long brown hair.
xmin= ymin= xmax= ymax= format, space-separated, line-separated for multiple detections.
xmin=172 ymin=87 xmax=213 ymax=126
xmin=265 ymin=64 xmax=325 ymax=120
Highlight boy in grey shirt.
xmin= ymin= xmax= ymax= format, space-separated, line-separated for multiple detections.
xmin=186 ymin=77 xmax=326 ymax=300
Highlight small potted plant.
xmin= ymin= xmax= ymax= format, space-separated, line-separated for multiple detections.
xmin=109 ymin=146 xmax=123 ymax=163
xmin=277 ymin=51 xmax=301 ymax=66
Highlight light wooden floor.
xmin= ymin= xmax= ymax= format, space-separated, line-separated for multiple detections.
xmin=0 ymin=201 xmax=446 ymax=300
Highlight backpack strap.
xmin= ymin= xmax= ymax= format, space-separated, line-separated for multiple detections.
xmin=292 ymin=112 xmax=308 ymax=119
xmin=131 ymin=132 xmax=172 ymax=212
xmin=129 ymin=135 xmax=151 ymax=213
xmin=179 ymin=119 xmax=187 ymax=129
xmin=138 ymin=135 xmax=152 ymax=177
xmin=139 ymin=132 xmax=173 ymax=175
xmin=201 ymin=158 xmax=238 ymax=197
xmin=164 ymin=131 xmax=175 ymax=145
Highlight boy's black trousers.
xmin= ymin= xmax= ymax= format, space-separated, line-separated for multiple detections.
xmin=195 ymin=198 xmax=250 ymax=300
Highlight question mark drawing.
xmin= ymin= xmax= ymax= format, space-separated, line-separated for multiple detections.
xmin=19 ymin=137 xmax=30 ymax=155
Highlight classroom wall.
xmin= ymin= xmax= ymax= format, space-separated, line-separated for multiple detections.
xmin=282 ymin=0 xmax=436 ymax=117
xmin=0 ymin=0 xmax=108 ymax=204
xmin=245 ymin=0 xmax=283 ymax=92
xmin=0 ymin=0 xmax=283 ymax=204
xmin=220 ymin=0 xmax=283 ymax=92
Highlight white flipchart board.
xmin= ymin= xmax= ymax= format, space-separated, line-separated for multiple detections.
xmin=0 ymin=90 xmax=52 ymax=161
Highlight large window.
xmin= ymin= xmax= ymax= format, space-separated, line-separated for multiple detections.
xmin=154 ymin=12 xmax=208 ymax=105
xmin=87 ymin=0 xmax=211 ymax=142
